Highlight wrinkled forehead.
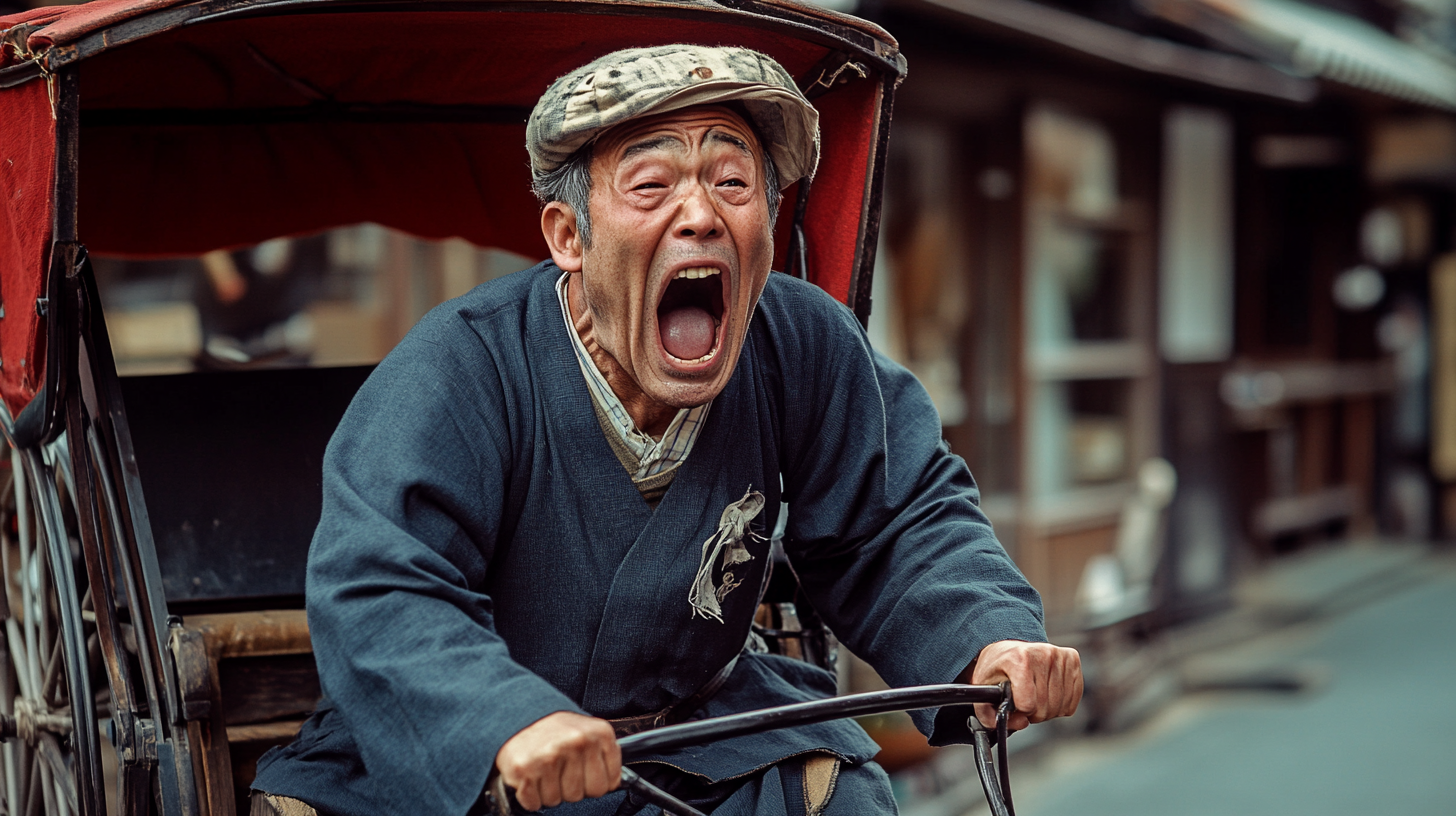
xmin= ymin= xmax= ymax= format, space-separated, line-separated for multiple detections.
xmin=592 ymin=104 xmax=765 ymax=168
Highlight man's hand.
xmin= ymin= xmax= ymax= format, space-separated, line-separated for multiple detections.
xmin=494 ymin=711 xmax=621 ymax=811
xmin=965 ymin=640 xmax=1083 ymax=731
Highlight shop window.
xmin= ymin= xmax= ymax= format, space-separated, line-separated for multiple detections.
xmin=1026 ymin=106 xmax=1131 ymax=349
xmin=1030 ymin=378 xmax=1134 ymax=495
xmin=1023 ymin=105 xmax=1153 ymax=498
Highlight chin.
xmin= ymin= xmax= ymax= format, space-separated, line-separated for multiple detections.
xmin=643 ymin=369 xmax=732 ymax=409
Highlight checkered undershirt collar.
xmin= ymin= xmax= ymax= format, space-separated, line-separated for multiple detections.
xmin=556 ymin=272 xmax=711 ymax=480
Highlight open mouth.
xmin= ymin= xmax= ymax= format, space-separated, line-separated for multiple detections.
xmin=657 ymin=267 xmax=726 ymax=365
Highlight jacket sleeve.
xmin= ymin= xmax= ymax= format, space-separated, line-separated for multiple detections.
xmin=766 ymin=279 xmax=1046 ymax=744
xmin=304 ymin=312 xmax=582 ymax=816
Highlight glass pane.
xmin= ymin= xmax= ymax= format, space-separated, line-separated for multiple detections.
xmin=1028 ymin=225 xmax=1129 ymax=345
xmin=93 ymin=225 xmax=536 ymax=376
xmin=1029 ymin=378 xmax=1133 ymax=495
xmin=1027 ymin=106 xmax=1118 ymax=220
xmin=1025 ymin=106 xmax=1131 ymax=349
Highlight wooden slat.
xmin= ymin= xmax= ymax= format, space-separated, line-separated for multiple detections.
xmin=218 ymin=654 xmax=320 ymax=725
xmin=183 ymin=610 xmax=311 ymax=659
xmin=227 ymin=720 xmax=305 ymax=744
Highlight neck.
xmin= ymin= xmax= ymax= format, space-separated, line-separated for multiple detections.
xmin=567 ymin=274 xmax=678 ymax=439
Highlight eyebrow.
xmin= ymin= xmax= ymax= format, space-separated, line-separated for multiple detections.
xmin=618 ymin=130 xmax=755 ymax=161
xmin=708 ymin=131 xmax=752 ymax=156
xmin=621 ymin=135 xmax=681 ymax=159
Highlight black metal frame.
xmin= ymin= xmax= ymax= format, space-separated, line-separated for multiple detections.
xmin=490 ymin=684 xmax=1020 ymax=816
xmin=617 ymin=683 xmax=1009 ymax=757
xmin=66 ymin=247 xmax=203 ymax=816
xmin=851 ymin=71 xmax=898 ymax=326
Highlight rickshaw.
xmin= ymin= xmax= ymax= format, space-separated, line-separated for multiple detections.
xmin=0 ymin=0 xmax=1020 ymax=813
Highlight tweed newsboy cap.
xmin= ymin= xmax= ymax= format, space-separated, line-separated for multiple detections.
xmin=527 ymin=45 xmax=819 ymax=189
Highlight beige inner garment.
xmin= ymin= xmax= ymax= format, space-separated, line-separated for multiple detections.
xmin=803 ymin=753 xmax=841 ymax=816
xmin=253 ymin=794 xmax=318 ymax=816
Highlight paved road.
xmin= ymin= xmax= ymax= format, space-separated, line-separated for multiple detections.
xmin=1002 ymin=554 xmax=1456 ymax=816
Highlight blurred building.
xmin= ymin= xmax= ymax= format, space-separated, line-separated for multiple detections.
xmin=809 ymin=0 xmax=1456 ymax=778
xmin=839 ymin=0 xmax=1456 ymax=618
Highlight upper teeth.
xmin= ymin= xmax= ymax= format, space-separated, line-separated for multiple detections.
xmin=676 ymin=267 xmax=720 ymax=280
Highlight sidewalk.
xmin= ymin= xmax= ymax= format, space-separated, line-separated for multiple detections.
xmin=895 ymin=539 xmax=1447 ymax=816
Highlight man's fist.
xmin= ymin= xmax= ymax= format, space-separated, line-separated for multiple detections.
xmin=495 ymin=711 xmax=621 ymax=811
xmin=965 ymin=640 xmax=1083 ymax=731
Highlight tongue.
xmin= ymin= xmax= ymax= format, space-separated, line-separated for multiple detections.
xmin=660 ymin=306 xmax=716 ymax=361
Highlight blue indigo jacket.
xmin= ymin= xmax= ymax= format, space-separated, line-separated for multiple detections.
xmin=252 ymin=262 xmax=1045 ymax=815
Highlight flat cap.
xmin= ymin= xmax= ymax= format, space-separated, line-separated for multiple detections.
xmin=527 ymin=45 xmax=819 ymax=189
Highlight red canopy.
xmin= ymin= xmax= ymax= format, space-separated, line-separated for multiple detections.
xmin=1 ymin=0 xmax=190 ymax=52
xmin=0 ymin=0 xmax=901 ymax=416
xmin=0 ymin=78 xmax=55 ymax=414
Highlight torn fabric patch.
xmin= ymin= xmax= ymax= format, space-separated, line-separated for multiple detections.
xmin=688 ymin=488 xmax=766 ymax=623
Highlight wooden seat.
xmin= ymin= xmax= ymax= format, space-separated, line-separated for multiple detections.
xmin=171 ymin=611 xmax=318 ymax=816
xmin=118 ymin=366 xmax=373 ymax=814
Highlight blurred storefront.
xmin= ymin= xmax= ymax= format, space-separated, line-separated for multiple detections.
xmin=826 ymin=0 xmax=1456 ymax=788
xmin=851 ymin=0 xmax=1456 ymax=619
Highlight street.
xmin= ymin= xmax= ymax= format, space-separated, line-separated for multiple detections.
xmin=996 ymin=550 xmax=1456 ymax=816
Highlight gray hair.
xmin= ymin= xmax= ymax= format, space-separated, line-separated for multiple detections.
xmin=531 ymin=144 xmax=782 ymax=250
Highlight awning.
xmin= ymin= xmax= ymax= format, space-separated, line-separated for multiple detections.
xmin=1144 ymin=0 xmax=1456 ymax=109
xmin=903 ymin=0 xmax=1317 ymax=102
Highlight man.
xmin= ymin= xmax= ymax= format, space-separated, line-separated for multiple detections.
xmin=252 ymin=44 xmax=1081 ymax=816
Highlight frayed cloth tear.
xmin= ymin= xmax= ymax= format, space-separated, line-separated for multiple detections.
xmin=688 ymin=488 xmax=765 ymax=623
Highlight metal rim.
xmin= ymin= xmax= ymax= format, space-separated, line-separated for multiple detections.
xmin=0 ymin=437 xmax=106 ymax=816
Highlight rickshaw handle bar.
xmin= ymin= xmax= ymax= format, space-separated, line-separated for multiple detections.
xmin=616 ymin=683 xmax=1009 ymax=760
xmin=488 ymin=685 xmax=1014 ymax=816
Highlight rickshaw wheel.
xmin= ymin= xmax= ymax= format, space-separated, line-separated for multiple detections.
xmin=0 ymin=440 xmax=108 ymax=816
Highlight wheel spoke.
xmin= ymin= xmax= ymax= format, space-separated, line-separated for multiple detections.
xmin=33 ymin=543 xmax=51 ymax=718
xmin=0 ymin=466 xmax=26 ymax=816
xmin=36 ymin=752 xmax=54 ymax=816
xmin=36 ymin=735 xmax=76 ymax=815
xmin=41 ymin=636 xmax=62 ymax=709
xmin=25 ymin=753 xmax=41 ymax=816
xmin=0 ymin=736 xmax=19 ymax=816
xmin=14 ymin=451 xmax=41 ymax=703
xmin=6 ymin=620 xmax=33 ymax=703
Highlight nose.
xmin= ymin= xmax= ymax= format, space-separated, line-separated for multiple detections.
xmin=673 ymin=183 xmax=724 ymax=240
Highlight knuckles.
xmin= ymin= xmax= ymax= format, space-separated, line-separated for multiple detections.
xmin=986 ymin=641 xmax=1064 ymax=674
xmin=978 ymin=641 xmax=1084 ymax=722
xmin=498 ymin=714 xmax=617 ymax=782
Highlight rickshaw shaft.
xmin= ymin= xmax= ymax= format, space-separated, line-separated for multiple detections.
xmin=616 ymin=683 xmax=1008 ymax=760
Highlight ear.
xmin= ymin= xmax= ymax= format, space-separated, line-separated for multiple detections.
xmin=541 ymin=202 xmax=584 ymax=273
